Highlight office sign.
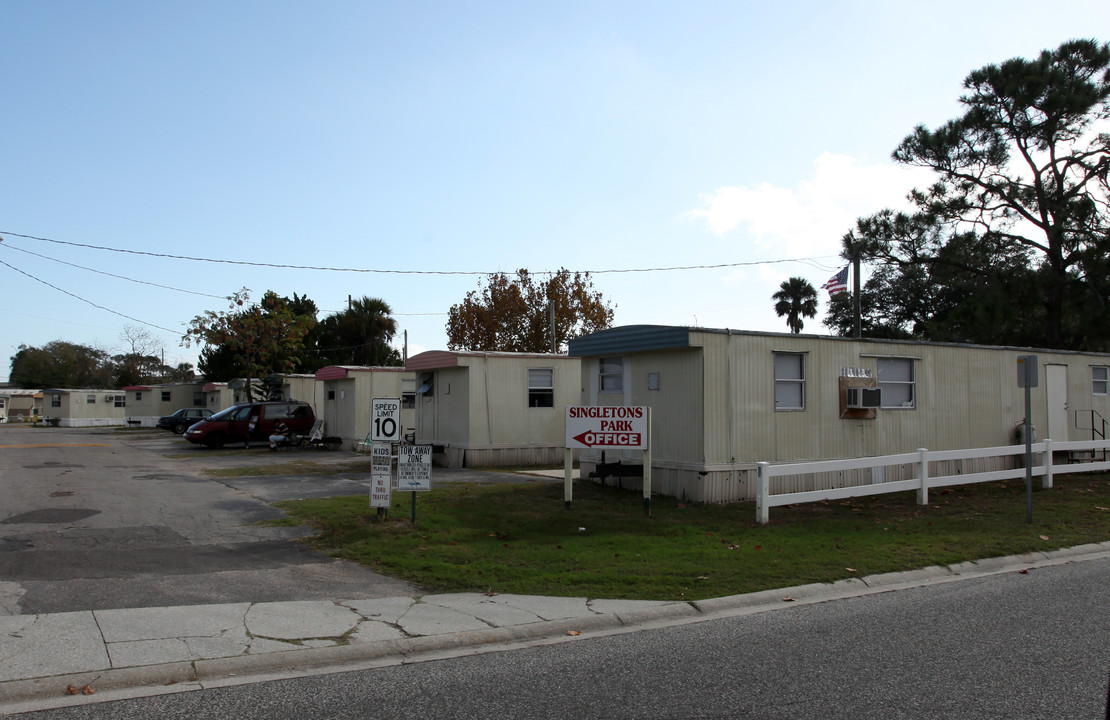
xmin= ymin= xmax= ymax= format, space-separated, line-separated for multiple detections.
xmin=565 ymin=406 xmax=648 ymax=449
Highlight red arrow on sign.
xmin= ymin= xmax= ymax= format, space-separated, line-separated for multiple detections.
xmin=571 ymin=431 xmax=643 ymax=448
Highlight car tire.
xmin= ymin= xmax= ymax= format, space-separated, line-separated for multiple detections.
xmin=205 ymin=434 xmax=225 ymax=449
xmin=172 ymin=423 xmax=187 ymax=434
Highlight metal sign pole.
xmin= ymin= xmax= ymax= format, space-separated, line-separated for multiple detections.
xmin=1017 ymin=355 xmax=1038 ymax=524
xmin=1024 ymin=380 xmax=1033 ymax=524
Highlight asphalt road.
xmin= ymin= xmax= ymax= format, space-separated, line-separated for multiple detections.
xmin=8 ymin=555 xmax=1109 ymax=719
xmin=0 ymin=425 xmax=548 ymax=614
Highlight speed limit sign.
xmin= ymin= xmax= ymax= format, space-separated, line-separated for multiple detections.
xmin=371 ymin=397 xmax=402 ymax=442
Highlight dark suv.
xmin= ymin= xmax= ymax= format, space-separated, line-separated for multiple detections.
xmin=183 ymin=401 xmax=315 ymax=448
xmin=157 ymin=408 xmax=214 ymax=434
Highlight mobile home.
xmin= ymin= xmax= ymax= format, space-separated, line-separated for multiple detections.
xmin=568 ymin=325 xmax=1110 ymax=503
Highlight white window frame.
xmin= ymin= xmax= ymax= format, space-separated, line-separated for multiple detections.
xmin=877 ymin=357 xmax=916 ymax=409
xmin=528 ymin=368 xmax=555 ymax=408
xmin=773 ymin=352 xmax=806 ymax=411
xmin=1092 ymin=366 xmax=1109 ymax=396
xmin=599 ymin=357 xmax=623 ymax=394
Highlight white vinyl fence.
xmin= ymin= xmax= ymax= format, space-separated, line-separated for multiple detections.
xmin=755 ymin=439 xmax=1110 ymax=524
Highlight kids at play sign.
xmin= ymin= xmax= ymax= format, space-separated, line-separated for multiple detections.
xmin=565 ymin=406 xmax=648 ymax=449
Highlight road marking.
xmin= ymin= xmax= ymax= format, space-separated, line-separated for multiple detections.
xmin=0 ymin=443 xmax=112 ymax=448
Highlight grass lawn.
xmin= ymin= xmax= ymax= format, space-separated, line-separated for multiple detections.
xmin=269 ymin=473 xmax=1110 ymax=601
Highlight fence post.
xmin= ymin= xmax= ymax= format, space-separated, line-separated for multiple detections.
xmin=916 ymin=448 xmax=929 ymax=506
xmin=1042 ymin=439 xmax=1053 ymax=490
xmin=756 ymin=462 xmax=769 ymax=524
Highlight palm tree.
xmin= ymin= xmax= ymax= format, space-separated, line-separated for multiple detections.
xmin=317 ymin=296 xmax=401 ymax=366
xmin=772 ymin=277 xmax=818 ymax=334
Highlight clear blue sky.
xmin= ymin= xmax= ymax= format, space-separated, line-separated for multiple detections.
xmin=2 ymin=1 xmax=1107 ymax=381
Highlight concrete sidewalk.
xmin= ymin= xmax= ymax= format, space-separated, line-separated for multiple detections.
xmin=2 ymin=542 xmax=1108 ymax=714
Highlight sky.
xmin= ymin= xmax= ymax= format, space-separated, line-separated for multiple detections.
xmin=2 ymin=1 xmax=1108 ymax=382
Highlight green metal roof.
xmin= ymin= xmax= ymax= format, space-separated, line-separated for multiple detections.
xmin=567 ymin=325 xmax=693 ymax=356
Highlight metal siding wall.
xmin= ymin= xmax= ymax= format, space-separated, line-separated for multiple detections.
xmin=624 ymin=349 xmax=703 ymax=463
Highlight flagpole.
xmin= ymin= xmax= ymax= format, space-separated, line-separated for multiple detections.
xmin=852 ymin=254 xmax=861 ymax=339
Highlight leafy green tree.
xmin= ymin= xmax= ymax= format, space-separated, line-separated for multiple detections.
xmin=842 ymin=39 xmax=1110 ymax=349
xmin=183 ymin=289 xmax=316 ymax=400
xmin=447 ymin=269 xmax=613 ymax=352
xmin=772 ymin=277 xmax=818 ymax=334
xmin=316 ymin=296 xmax=401 ymax=367
xmin=9 ymin=341 xmax=112 ymax=389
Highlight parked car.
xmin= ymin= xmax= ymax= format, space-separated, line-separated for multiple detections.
xmin=157 ymin=408 xmax=214 ymax=434
xmin=183 ymin=401 xmax=315 ymax=449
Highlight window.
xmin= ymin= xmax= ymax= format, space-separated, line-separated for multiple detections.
xmin=773 ymin=352 xmax=805 ymax=410
xmin=161 ymin=391 xmax=172 ymax=402
xmin=528 ymin=368 xmax=554 ymax=408
xmin=878 ymin=357 xmax=915 ymax=408
xmin=87 ymin=394 xmax=96 ymax=404
xmin=51 ymin=394 xmax=61 ymax=408
xmin=599 ymin=357 xmax=623 ymax=393
xmin=193 ymin=392 xmax=204 ymax=407
xmin=401 ymin=378 xmax=416 ymax=409
xmin=1093 ymin=366 xmax=1109 ymax=396
xmin=134 ymin=391 xmax=143 ymax=402
xmin=114 ymin=396 xmax=126 ymax=407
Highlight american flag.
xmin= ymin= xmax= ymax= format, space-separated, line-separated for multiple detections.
xmin=822 ymin=266 xmax=849 ymax=295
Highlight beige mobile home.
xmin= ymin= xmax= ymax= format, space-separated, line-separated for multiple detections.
xmin=0 ymin=389 xmax=38 ymax=422
xmin=314 ymin=366 xmax=414 ymax=449
xmin=568 ymin=325 xmax=1110 ymax=503
xmin=122 ymin=383 xmax=208 ymax=426
xmin=407 ymin=350 xmax=582 ymax=467
xmin=41 ymin=389 xmax=129 ymax=427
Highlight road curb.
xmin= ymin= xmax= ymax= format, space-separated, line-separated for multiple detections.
xmin=3 ymin=541 xmax=1109 ymax=711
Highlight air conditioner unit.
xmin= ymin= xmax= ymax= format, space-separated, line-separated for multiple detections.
xmin=846 ymin=387 xmax=881 ymax=409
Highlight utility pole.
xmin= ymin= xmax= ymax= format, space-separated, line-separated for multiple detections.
xmin=549 ymin=299 xmax=557 ymax=354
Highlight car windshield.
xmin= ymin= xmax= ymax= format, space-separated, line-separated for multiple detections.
xmin=207 ymin=406 xmax=244 ymax=421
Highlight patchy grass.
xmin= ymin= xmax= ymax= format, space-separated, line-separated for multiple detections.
xmin=270 ymin=474 xmax=1110 ymax=601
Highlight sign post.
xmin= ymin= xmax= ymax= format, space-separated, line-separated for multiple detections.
xmin=564 ymin=406 xmax=651 ymax=514
xmin=1017 ymin=355 xmax=1038 ymax=523
xmin=398 ymin=444 xmax=432 ymax=524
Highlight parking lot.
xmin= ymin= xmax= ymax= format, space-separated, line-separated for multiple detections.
xmin=0 ymin=425 xmax=553 ymax=615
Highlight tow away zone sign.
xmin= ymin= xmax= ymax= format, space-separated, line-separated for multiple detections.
xmin=565 ymin=406 xmax=648 ymax=449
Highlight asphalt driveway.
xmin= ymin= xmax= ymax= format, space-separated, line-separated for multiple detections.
xmin=0 ymin=426 xmax=553 ymax=615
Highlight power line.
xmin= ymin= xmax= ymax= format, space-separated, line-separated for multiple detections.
xmin=0 ymin=230 xmax=842 ymax=276
xmin=0 ymin=259 xmax=179 ymax=334
xmin=0 ymin=243 xmax=226 ymax=299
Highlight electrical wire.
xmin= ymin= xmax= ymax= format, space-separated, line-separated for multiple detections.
xmin=0 ymin=259 xmax=179 ymax=334
xmin=0 ymin=230 xmax=843 ymax=276
xmin=0 ymin=243 xmax=226 ymax=299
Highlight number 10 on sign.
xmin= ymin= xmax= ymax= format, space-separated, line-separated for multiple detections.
xmin=371 ymin=397 xmax=402 ymax=442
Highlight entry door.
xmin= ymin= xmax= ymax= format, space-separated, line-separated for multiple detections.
xmin=1045 ymin=364 xmax=1069 ymax=442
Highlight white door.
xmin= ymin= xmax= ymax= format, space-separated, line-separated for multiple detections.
xmin=1045 ymin=364 xmax=1069 ymax=442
